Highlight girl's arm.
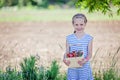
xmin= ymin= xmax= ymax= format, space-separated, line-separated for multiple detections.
xmin=85 ymin=40 xmax=93 ymax=61
xmin=78 ymin=40 xmax=93 ymax=66
xmin=63 ymin=40 xmax=70 ymax=66
xmin=63 ymin=40 xmax=70 ymax=59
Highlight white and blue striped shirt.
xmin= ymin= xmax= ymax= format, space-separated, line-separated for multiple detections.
xmin=66 ymin=33 xmax=93 ymax=58
xmin=66 ymin=33 xmax=94 ymax=80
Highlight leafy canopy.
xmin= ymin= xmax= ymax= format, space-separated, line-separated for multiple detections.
xmin=75 ymin=0 xmax=120 ymax=16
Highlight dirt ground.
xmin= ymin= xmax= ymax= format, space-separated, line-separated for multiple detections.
xmin=0 ymin=21 xmax=120 ymax=72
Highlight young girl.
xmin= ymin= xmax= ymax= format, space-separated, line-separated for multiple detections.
xmin=63 ymin=13 xmax=94 ymax=80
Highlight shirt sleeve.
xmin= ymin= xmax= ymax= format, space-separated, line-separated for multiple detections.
xmin=88 ymin=35 xmax=93 ymax=42
xmin=66 ymin=35 xmax=70 ymax=44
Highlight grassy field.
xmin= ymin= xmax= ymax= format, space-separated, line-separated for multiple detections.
xmin=0 ymin=8 xmax=120 ymax=76
xmin=0 ymin=8 xmax=120 ymax=22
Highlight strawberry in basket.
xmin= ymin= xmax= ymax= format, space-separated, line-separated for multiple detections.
xmin=67 ymin=53 xmax=74 ymax=58
xmin=67 ymin=51 xmax=77 ymax=58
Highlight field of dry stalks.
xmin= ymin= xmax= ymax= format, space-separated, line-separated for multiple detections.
xmin=0 ymin=21 xmax=120 ymax=72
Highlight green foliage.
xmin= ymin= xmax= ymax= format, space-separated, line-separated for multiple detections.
xmin=37 ymin=60 xmax=67 ymax=80
xmin=37 ymin=66 xmax=48 ymax=80
xmin=20 ymin=56 xmax=66 ymax=80
xmin=1 ymin=0 xmax=17 ymax=7
xmin=20 ymin=56 xmax=37 ymax=80
xmin=37 ymin=0 xmax=49 ymax=8
xmin=0 ymin=0 xmax=4 ymax=8
xmin=0 ymin=0 xmax=71 ymax=8
xmin=94 ymin=71 xmax=102 ymax=80
xmin=0 ymin=0 xmax=119 ymax=16
xmin=0 ymin=55 xmax=120 ymax=80
xmin=46 ymin=60 xmax=60 ymax=80
xmin=103 ymin=68 xmax=116 ymax=80
xmin=94 ymin=68 xmax=120 ymax=80
xmin=76 ymin=0 xmax=120 ymax=16
xmin=0 ymin=66 xmax=22 ymax=80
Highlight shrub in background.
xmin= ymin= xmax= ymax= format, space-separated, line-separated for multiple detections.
xmin=20 ymin=56 xmax=37 ymax=80
xmin=1 ymin=55 xmax=120 ymax=80
xmin=0 ymin=66 xmax=22 ymax=80
xmin=46 ymin=60 xmax=60 ymax=80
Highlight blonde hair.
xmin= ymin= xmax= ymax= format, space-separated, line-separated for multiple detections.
xmin=72 ymin=13 xmax=87 ymax=24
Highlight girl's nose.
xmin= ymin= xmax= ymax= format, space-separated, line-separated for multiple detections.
xmin=78 ymin=25 xmax=82 ymax=27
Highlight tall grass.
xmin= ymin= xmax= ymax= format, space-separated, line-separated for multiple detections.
xmin=0 ymin=47 xmax=120 ymax=80
xmin=94 ymin=68 xmax=120 ymax=80
xmin=93 ymin=47 xmax=120 ymax=80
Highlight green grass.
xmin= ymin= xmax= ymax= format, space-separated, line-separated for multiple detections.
xmin=0 ymin=56 xmax=66 ymax=80
xmin=0 ymin=7 xmax=120 ymax=22
xmin=0 ymin=55 xmax=120 ymax=80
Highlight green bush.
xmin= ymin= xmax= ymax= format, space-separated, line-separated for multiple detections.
xmin=0 ymin=66 xmax=22 ymax=80
xmin=0 ymin=55 xmax=120 ymax=80
xmin=19 ymin=55 xmax=66 ymax=80
xmin=46 ymin=60 xmax=60 ymax=80
xmin=20 ymin=56 xmax=37 ymax=80
xmin=37 ymin=60 xmax=67 ymax=80
xmin=37 ymin=66 xmax=47 ymax=80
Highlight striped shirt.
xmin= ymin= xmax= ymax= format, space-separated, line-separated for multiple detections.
xmin=66 ymin=33 xmax=93 ymax=58
xmin=66 ymin=33 xmax=94 ymax=80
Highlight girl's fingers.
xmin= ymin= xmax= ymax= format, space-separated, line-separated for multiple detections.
xmin=64 ymin=60 xmax=70 ymax=66
xmin=78 ymin=60 xmax=84 ymax=66
xmin=78 ymin=60 xmax=81 ymax=64
xmin=67 ymin=60 xmax=70 ymax=66
xmin=68 ymin=60 xmax=70 ymax=63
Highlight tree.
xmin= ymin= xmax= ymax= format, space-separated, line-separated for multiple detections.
xmin=75 ymin=0 xmax=120 ymax=16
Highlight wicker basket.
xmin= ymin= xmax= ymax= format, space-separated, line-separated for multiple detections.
xmin=65 ymin=56 xmax=84 ymax=68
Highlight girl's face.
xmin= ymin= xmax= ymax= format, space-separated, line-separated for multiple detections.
xmin=73 ymin=18 xmax=86 ymax=32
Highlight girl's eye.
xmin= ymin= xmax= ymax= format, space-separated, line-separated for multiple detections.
xmin=80 ymin=24 xmax=83 ymax=26
xmin=75 ymin=24 xmax=78 ymax=26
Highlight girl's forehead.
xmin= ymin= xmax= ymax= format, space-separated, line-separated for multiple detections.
xmin=74 ymin=18 xmax=85 ymax=23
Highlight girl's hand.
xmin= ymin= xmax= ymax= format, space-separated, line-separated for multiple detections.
xmin=78 ymin=58 xmax=87 ymax=66
xmin=63 ymin=59 xmax=70 ymax=66
xmin=78 ymin=60 xmax=82 ymax=66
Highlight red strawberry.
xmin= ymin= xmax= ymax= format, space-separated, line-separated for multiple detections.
xmin=67 ymin=53 xmax=70 ymax=57
xmin=69 ymin=53 xmax=74 ymax=57
xmin=72 ymin=51 xmax=76 ymax=57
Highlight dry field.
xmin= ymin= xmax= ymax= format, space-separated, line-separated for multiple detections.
xmin=0 ymin=21 xmax=120 ymax=72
